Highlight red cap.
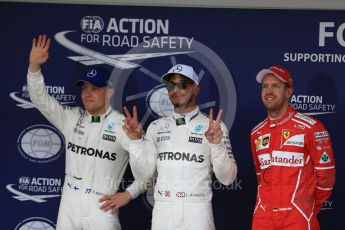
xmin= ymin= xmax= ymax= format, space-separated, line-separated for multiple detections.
xmin=256 ymin=65 xmax=293 ymax=88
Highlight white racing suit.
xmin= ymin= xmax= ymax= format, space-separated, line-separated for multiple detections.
xmin=129 ymin=107 xmax=237 ymax=230
xmin=27 ymin=70 xmax=145 ymax=230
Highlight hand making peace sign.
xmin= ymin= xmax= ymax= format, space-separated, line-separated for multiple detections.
xmin=205 ymin=108 xmax=224 ymax=144
xmin=123 ymin=106 xmax=143 ymax=140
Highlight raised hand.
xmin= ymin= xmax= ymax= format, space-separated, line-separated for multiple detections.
xmin=123 ymin=106 xmax=143 ymax=140
xmin=29 ymin=34 xmax=51 ymax=72
xmin=205 ymin=108 xmax=223 ymax=144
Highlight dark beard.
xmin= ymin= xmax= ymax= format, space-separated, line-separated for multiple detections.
xmin=172 ymin=93 xmax=194 ymax=109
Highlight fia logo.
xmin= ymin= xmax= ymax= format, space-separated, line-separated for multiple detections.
xmin=81 ymin=16 xmax=104 ymax=33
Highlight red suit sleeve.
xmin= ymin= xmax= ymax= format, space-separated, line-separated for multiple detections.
xmin=250 ymin=134 xmax=261 ymax=184
xmin=308 ymin=122 xmax=336 ymax=213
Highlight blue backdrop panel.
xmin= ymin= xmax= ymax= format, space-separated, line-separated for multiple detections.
xmin=0 ymin=2 xmax=343 ymax=229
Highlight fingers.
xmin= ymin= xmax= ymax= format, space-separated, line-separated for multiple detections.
xmin=99 ymin=195 xmax=118 ymax=212
xmin=132 ymin=106 xmax=138 ymax=121
xmin=123 ymin=106 xmax=138 ymax=121
xmin=33 ymin=34 xmax=50 ymax=48
xmin=44 ymin=37 xmax=51 ymax=50
xmin=215 ymin=109 xmax=223 ymax=124
xmin=209 ymin=108 xmax=213 ymax=126
xmin=32 ymin=37 xmax=37 ymax=48
xmin=98 ymin=195 xmax=109 ymax=203
xmin=209 ymin=108 xmax=223 ymax=125
xmin=123 ymin=106 xmax=132 ymax=119
xmin=37 ymin=34 xmax=42 ymax=47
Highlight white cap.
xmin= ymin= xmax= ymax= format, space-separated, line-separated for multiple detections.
xmin=161 ymin=64 xmax=199 ymax=85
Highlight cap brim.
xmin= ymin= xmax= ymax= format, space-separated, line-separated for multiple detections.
xmin=256 ymin=69 xmax=288 ymax=85
xmin=74 ymin=80 xmax=85 ymax=86
xmin=161 ymin=73 xmax=174 ymax=83
xmin=74 ymin=79 xmax=111 ymax=88
xmin=161 ymin=72 xmax=198 ymax=85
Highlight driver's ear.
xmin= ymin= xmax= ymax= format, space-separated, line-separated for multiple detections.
xmin=107 ymin=87 xmax=115 ymax=97
xmin=194 ymin=85 xmax=200 ymax=96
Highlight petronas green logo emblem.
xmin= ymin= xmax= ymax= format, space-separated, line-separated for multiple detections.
xmin=320 ymin=152 xmax=330 ymax=163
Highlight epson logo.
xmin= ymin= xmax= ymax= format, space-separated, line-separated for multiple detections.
xmin=157 ymin=135 xmax=170 ymax=142
xmin=188 ymin=136 xmax=203 ymax=144
xmin=102 ymin=134 xmax=116 ymax=142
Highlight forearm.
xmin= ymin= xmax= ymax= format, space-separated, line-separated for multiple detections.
xmin=211 ymin=142 xmax=237 ymax=185
xmin=128 ymin=139 xmax=156 ymax=182
xmin=27 ymin=69 xmax=69 ymax=132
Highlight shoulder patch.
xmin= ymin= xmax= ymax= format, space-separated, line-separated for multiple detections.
xmin=251 ymin=119 xmax=268 ymax=133
xmin=295 ymin=113 xmax=316 ymax=126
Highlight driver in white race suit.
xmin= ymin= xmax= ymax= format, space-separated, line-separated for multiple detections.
xmin=123 ymin=64 xmax=238 ymax=230
xmin=27 ymin=34 xmax=146 ymax=230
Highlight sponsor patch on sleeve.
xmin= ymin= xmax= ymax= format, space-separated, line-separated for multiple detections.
xmin=319 ymin=152 xmax=331 ymax=163
xmin=295 ymin=113 xmax=316 ymax=125
xmin=314 ymin=131 xmax=329 ymax=138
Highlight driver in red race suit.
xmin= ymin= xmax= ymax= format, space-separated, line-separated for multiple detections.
xmin=250 ymin=65 xmax=336 ymax=230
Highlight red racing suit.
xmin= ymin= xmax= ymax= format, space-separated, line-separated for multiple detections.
xmin=250 ymin=106 xmax=335 ymax=230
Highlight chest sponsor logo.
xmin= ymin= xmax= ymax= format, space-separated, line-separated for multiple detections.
xmin=157 ymin=135 xmax=170 ymax=142
xmin=102 ymin=134 xmax=116 ymax=142
xmin=194 ymin=125 xmax=204 ymax=133
xmin=158 ymin=152 xmax=204 ymax=163
xmin=282 ymin=134 xmax=305 ymax=147
xmin=271 ymin=151 xmax=304 ymax=167
xmin=188 ymin=136 xmax=203 ymax=144
xmin=157 ymin=123 xmax=170 ymax=134
xmin=74 ymin=127 xmax=85 ymax=135
xmin=258 ymin=151 xmax=304 ymax=169
xmin=283 ymin=130 xmax=290 ymax=139
xmin=255 ymin=134 xmax=270 ymax=151
xmin=105 ymin=122 xmax=116 ymax=134
xmin=67 ymin=141 xmax=117 ymax=161
xmin=258 ymin=153 xmax=271 ymax=169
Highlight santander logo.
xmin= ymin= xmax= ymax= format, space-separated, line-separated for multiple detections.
xmin=258 ymin=151 xmax=304 ymax=169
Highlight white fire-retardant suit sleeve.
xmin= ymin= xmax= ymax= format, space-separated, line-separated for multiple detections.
xmin=116 ymin=126 xmax=151 ymax=199
xmin=125 ymin=180 xmax=148 ymax=199
xmin=27 ymin=69 xmax=76 ymax=134
xmin=210 ymin=123 xmax=237 ymax=185
xmin=128 ymin=122 xmax=158 ymax=183
xmin=119 ymin=132 xmax=148 ymax=199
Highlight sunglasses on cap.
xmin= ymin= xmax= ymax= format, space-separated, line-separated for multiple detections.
xmin=164 ymin=79 xmax=192 ymax=92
